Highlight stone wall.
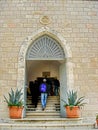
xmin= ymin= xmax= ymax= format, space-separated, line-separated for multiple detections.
xmin=0 ymin=0 xmax=98 ymax=118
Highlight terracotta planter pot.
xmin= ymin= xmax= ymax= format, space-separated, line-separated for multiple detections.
xmin=65 ymin=106 xmax=81 ymax=118
xmin=96 ymin=119 xmax=98 ymax=126
xmin=9 ymin=106 xmax=23 ymax=119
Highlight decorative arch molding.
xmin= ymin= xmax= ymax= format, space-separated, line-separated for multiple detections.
xmin=18 ymin=27 xmax=72 ymax=68
xmin=26 ymin=35 xmax=65 ymax=60
xmin=17 ymin=27 xmax=74 ymax=94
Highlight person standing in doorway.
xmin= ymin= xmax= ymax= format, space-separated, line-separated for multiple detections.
xmin=29 ymin=81 xmax=34 ymax=105
xmin=29 ymin=80 xmax=39 ymax=108
xmin=53 ymin=77 xmax=60 ymax=96
xmin=33 ymin=80 xmax=39 ymax=108
xmin=39 ymin=78 xmax=48 ymax=111
xmin=46 ymin=78 xmax=52 ymax=96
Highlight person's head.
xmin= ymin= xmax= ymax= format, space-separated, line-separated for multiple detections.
xmin=43 ymin=78 xmax=46 ymax=82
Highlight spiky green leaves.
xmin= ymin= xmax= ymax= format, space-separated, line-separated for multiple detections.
xmin=4 ymin=88 xmax=23 ymax=107
xmin=62 ymin=90 xmax=86 ymax=109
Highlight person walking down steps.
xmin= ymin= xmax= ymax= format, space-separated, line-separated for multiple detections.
xmin=40 ymin=78 xmax=48 ymax=111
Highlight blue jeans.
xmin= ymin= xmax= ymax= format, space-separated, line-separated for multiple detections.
xmin=41 ymin=93 xmax=47 ymax=108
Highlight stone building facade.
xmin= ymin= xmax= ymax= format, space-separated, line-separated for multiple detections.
xmin=0 ymin=0 xmax=98 ymax=118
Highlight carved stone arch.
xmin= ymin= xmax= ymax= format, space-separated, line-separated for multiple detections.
xmin=17 ymin=27 xmax=73 ymax=88
xmin=17 ymin=27 xmax=73 ymax=83
xmin=26 ymin=35 xmax=65 ymax=60
xmin=17 ymin=27 xmax=74 ymax=117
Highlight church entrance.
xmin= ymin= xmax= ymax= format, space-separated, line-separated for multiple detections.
xmin=25 ymin=35 xmax=67 ymax=117
xmin=26 ymin=60 xmax=61 ymax=98
xmin=26 ymin=60 xmax=65 ymax=118
xmin=17 ymin=29 xmax=73 ymax=118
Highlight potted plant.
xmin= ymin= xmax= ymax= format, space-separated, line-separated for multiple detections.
xmin=62 ymin=90 xmax=86 ymax=118
xmin=4 ymin=88 xmax=24 ymax=119
xmin=96 ymin=115 xmax=98 ymax=126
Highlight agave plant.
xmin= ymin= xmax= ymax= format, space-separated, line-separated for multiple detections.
xmin=4 ymin=88 xmax=23 ymax=107
xmin=62 ymin=90 xmax=86 ymax=109
xmin=96 ymin=115 xmax=98 ymax=120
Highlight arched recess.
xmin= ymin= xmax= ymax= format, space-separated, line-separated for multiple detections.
xmin=17 ymin=27 xmax=74 ymax=117
xmin=26 ymin=35 xmax=65 ymax=60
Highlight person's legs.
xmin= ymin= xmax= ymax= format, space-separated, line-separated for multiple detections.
xmin=31 ymin=95 xmax=35 ymax=105
xmin=34 ymin=96 xmax=38 ymax=108
xmin=41 ymin=93 xmax=47 ymax=110
xmin=44 ymin=93 xmax=47 ymax=107
xmin=41 ymin=93 xmax=44 ymax=109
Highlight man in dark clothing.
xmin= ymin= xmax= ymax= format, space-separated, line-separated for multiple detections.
xmin=33 ymin=80 xmax=39 ymax=108
xmin=46 ymin=78 xmax=52 ymax=96
xmin=29 ymin=80 xmax=39 ymax=108
xmin=53 ymin=78 xmax=60 ymax=96
xmin=29 ymin=81 xmax=34 ymax=104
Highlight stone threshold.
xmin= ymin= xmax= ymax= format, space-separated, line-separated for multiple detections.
xmin=0 ymin=122 xmax=94 ymax=127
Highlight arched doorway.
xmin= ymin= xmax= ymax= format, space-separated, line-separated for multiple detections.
xmin=26 ymin=35 xmax=66 ymax=117
xmin=17 ymin=27 xmax=73 ymax=117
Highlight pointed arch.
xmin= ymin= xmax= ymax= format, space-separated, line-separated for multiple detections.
xmin=17 ymin=26 xmax=73 ymax=89
xmin=26 ymin=35 xmax=65 ymax=60
xmin=17 ymin=27 xmax=74 ymax=117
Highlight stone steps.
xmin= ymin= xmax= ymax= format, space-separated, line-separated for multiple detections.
xmin=26 ymin=95 xmax=60 ymax=118
xmin=27 ymin=104 xmax=60 ymax=111
xmin=27 ymin=108 xmax=60 ymax=112
xmin=26 ymin=112 xmax=60 ymax=118
xmin=0 ymin=118 xmax=95 ymax=130
xmin=2 ymin=96 xmax=93 ymax=129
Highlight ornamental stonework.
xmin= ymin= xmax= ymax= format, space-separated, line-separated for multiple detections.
xmin=40 ymin=16 xmax=51 ymax=25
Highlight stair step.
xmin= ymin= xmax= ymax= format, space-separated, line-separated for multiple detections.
xmin=26 ymin=95 xmax=60 ymax=118
xmin=27 ymin=103 xmax=60 ymax=105
xmin=26 ymin=107 xmax=60 ymax=110
xmin=27 ymin=108 xmax=59 ymax=113
xmin=27 ymin=104 xmax=60 ymax=107
xmin=27 ymin=100 xmax=60 ymax=103
xmin=26 ymin=114 xmax=60 ymax=118
xmin=27 ymin=96 xmax=59 ymax=98
xmin=0 ymin=118 xmax=94 ymax=130
xmin=26 ymin=112 xmax=60 ymax=116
